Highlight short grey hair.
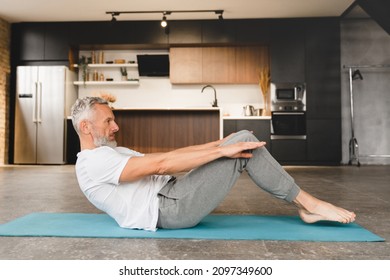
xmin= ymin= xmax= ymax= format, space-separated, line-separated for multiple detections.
xmin=71 ymin=97 xmax=108 ymax=134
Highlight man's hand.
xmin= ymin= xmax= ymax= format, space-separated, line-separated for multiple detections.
xmin=220 ymin=141 xmax=266 ymax=159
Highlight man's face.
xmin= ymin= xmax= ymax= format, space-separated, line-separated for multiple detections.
xmin=89 ymin=104 xmax=119 ymax=148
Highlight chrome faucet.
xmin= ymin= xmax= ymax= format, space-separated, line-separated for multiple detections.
xmin=201 ymin=85 xmax=218 ymax=107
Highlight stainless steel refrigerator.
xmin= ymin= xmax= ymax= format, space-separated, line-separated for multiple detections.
xmin=14 ymin=66 xmax=77 ymax=164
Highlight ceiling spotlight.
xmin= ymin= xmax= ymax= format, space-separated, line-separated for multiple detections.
xmin=111 ymin=12 xmax=119 ymax=22
xmin=161 ymin=15 xmax=167 ymax=27
xmin=215 ymin=10 xmax=224 ymax=20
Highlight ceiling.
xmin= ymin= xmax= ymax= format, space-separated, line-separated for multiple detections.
xmin=0 ymin=0 xmax=355 ymax=23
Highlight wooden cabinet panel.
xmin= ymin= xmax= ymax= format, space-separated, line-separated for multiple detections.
xmin=114 ymin=110 xmax=220 ymax=153
xmin=170 ymin=47 xmax=202 ymax=83
xmin=202 ymin=47 xmax=236 ymax=84
xmin=235 ymin=46 xmax=269 ymax=84
xmin=170 ymin=46 xmax=269 ymax=84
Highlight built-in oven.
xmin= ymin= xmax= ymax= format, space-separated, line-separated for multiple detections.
xmin=270 ymin=82 xmax=307 ymax=140
xmin=271 ymin=111 xmax=306 ymax=139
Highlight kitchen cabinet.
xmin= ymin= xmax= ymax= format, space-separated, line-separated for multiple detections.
xmin=202 ymin=20 xmax=236 ymax=44
xmin=305 ymin=19 xmax=341 ymax=164
xmin=306 ymin=119 xmax=341 ymax=163
xmin=114 ymin=109 xmax=220 ymax=153
xmin=44 ymin=23 xmax=71 ymax=61
xmin=15 ymin=23 xmax=45 ymax=61
xmin=269 ymin=19 xmax=305 ymax=83
xmin=235 ymin=20 xmax=270 ymax=45
xmin=202 ymin=47 xmax=236 ymax=84
xmin=235 ymin=46 xmax=269 ymax=83
xmin=170 ymin=46 xmax=269 ymax=84
xmin=168 ymin=21 xmax=202 ymax=44
xmin=169 ymin=47 xmax=202 ymax=83
xmin=305 ymin=19 xmax=341 ymax=120
xmin=223 ymin=119 xmax=272 ymax=150
xmin=14 ymin=22 xmax=71 ymax=62
xmin=271 ymin=140 xmax=307 ymax=162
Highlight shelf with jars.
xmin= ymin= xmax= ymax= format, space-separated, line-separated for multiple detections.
xmin=73 ymin=51 xmax=140 ymax=86
xmin=73 ymin=63 xmax=139 ymax=86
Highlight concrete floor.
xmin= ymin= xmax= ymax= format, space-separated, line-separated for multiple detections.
xmin=0 ymin=164 xmax=389 ymax=260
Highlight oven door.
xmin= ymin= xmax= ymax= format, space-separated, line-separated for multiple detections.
xmin=271 ymin=111 xmax=306 ymax=139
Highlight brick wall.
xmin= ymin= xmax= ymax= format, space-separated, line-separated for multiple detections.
xmin=0 ymin=18 xmax=10 ymax=164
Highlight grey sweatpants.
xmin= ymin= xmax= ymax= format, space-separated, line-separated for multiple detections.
xmin=157 ymin=130 xmax=300 ymax=229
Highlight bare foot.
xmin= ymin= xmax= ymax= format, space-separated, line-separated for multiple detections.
xmin=294 ymin=190 xmax=356 ymax=224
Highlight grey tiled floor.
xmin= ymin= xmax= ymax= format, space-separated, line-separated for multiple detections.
xmin=0 ymin=165 xmax=389 ymax=260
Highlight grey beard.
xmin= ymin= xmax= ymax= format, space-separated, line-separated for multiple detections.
xmin=93 ymin=136 xmax=117 ymax=149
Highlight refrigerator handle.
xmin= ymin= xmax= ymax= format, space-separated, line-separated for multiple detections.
xmin=37 ymin=82 xmax=42 ymax=123
xmin=33 ymin=82 xmax=38 ymax=123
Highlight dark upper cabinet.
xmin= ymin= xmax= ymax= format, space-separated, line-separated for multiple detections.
xmin=269 ymin=19 xmax=305 ymax=83
xmin=168 ymin=21 xmax=202 ymax=45
xmin=305 ymin=18 xmax=341 ymax=120
xmin=44 ymin=23 xmax=71 ymax=61
xmin=132 ymin=21 xmax=169 ymax=45
xmin=68 ymin=21 xmax=138 ymax=45
xmin=202 ymin=20 xmax=236 ymax=44
xmin=15 ymin=22 xmax=70 ymax=61
xmin=16 ymin=23 xmax=45 ymax=61
xmin=235 ymin=19 xmax=270 ymax=45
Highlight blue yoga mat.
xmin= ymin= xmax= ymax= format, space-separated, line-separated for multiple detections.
xmin=0 ymin=213 xmax=384 ymax=242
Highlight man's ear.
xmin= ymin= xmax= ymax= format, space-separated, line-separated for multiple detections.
xmin=79 ymin=120 xmax=91 ymax=135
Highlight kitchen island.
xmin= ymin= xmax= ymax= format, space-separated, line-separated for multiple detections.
xmin=113 ymin=108 xmax=222 ymax=153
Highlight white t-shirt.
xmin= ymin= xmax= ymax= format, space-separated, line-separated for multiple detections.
xmin=75 ymin=146 xmax=171 ymax=231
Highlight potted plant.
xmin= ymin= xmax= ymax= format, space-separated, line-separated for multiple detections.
xmin=120 ymin=67 xmax=127 ymax=81
xmin=78 ymin=55 xmax=89 ymax=85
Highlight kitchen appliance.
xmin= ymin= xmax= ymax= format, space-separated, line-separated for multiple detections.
xmin=137 ymin=54 xmax=170 ymax=77
xmin=270 ymin=82 xmax=306 ymax=140
xmin=243 ymin=105 xmax=255 ymax=116
xmin=14 ymin=66 xmax=77 ymax=164
xmin=270 ymin=82 xmax=306 ymax=111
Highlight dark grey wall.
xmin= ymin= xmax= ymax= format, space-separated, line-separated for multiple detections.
xmin=341 ymin=18 xmax=390 ymax=164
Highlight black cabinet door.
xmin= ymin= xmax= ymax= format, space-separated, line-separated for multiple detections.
xmin=202 ymin=20 xmax=236 ymax=44
xmin=306 ymin=119 xmax=341 ymax=163
xmin=271 ymin=139 xmax=307 ymax=162
xmin=305 ymin=19 xmax=341 ymax=120
xmin=132 ymin=21 xmax=169 ymax=45
xmin=269 ymin=19 xmax=305 ymax=82
xmin=223 ymin=119 xmax=272 ymax=151
xmin=16 ymin=23 xmax=45 ymax=61
xmin=44 ymin=23 xmax=71 ymax=61
xmin=236 ymin=120 xmax=271 ymax=144
xmin=168 ymin=21 xmax=202 ymax=44
xmin=235 ymin=19 xmax=270 ymax=45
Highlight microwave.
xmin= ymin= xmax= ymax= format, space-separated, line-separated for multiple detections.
xmin=271 ymin=82 xmax=306 ymax=112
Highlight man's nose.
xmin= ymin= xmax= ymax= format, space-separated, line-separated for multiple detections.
xmin=112 ymin=121 xmax=119 ymax=132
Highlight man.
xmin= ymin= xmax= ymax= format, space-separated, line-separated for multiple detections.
xmin=71 ymin=97 xmax=356 ymax=231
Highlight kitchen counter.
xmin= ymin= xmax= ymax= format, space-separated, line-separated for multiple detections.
xmin=114 ymin=107 xmax=221 ymax=111
xmin=223 ymin=115 xmax=271 ymax=120
xmin=112 ymin=108 xmax=221 ymax=153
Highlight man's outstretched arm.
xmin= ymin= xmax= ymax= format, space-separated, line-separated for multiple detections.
xmin=119 ymin=140 xmax=266 ymax=183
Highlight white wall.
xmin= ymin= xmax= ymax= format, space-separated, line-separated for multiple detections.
xmin=77 ymin=50 xmax=264 ymax=117
xmin=340 ymin=19 xmax=390 ymax=165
